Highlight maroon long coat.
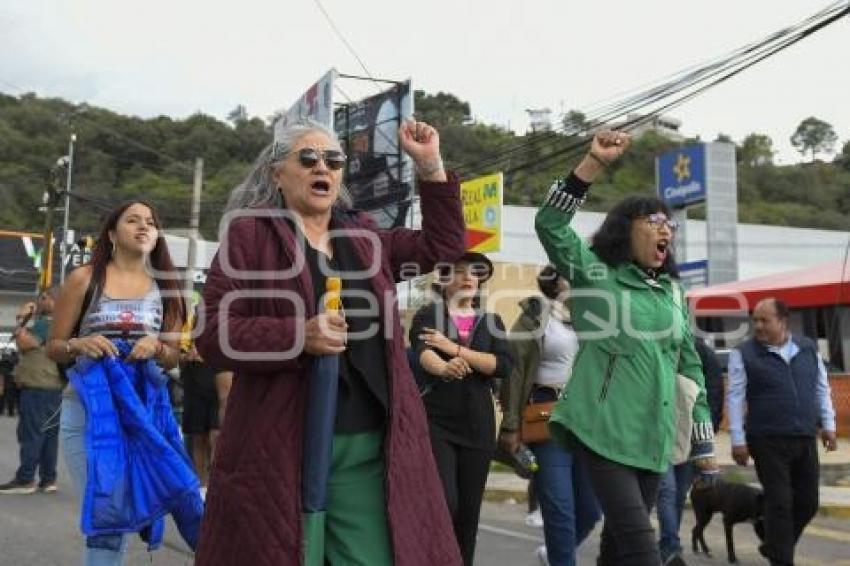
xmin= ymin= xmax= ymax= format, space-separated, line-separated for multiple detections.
xmin=194 ymin=177 xmax=466 ymax=565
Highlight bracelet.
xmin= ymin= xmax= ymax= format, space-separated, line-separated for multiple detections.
xmin=65 ymin=339 xmax=75 ymax=356
xmin=587 ymin=151 xmax=610 ymax=169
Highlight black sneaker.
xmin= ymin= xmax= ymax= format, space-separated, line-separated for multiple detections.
xmin=0 ymin=478 xmax=37 ymax=494
xmin=38 ymin=480 xmax=58 ymax=493
xmin=663 ymin=553 xmax=688 ymax=566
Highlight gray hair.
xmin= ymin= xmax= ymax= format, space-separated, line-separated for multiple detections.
xmin=225 ymin=119 xmax=352 ymax=213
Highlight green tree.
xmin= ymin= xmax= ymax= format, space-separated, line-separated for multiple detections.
xmin=562 ymin=110 xmax=588 ymax=134
xmin=413 ymin=91 xmax=470 ymax=129
xmin=739 ymin=133 xmax=774 ymax=166
xmin=835 ymin=140 xmax=850 ymax=171
xmin=790 ymin=116 xmax=838 ymax=161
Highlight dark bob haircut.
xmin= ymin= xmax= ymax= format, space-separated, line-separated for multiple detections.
xmin=590 ymin=195 xmax=679 ymax=277
xmin=537 ymin=265 xmax=564 ymax=300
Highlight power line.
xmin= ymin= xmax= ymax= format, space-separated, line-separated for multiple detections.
xmin=498 ymin=1 xmax=850 ymax=178
xmin=452 ymin=1 xmax=850 ymax=178
xmin=312 ymin=0 xmax=381 ymax=92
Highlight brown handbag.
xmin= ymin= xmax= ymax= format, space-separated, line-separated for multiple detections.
xmin=520 ymin=400 xmax=556 ymax=444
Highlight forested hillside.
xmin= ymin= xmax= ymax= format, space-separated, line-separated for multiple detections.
xmin=1 ymin=90 xmax=848 ymax=241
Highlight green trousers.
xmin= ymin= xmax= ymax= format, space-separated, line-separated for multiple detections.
xmin=303 ymin=431 xmax=393 ymax=566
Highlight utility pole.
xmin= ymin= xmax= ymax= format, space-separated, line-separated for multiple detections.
xmin=59 ymin=133 xmax=76 ymax=283
xmin=184 ymin=158 xmax=203 ymax=304
xmin=39 ymin=173 xmax=60 ymax=293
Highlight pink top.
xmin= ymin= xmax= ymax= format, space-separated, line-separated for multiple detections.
xmin=451 ymin=313 xmax=476 ymax=345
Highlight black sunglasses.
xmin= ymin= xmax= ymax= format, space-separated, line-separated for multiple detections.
xmin=289 ymin=148 xmax=347 ymax=171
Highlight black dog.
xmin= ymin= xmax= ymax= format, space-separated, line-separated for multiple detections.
xmin=691 ymin=479 xmax=765 ymax=563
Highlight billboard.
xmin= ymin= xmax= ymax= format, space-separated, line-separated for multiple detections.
xmin=334 ymin=80 xmax=413 ymax=229
xmin=657 ymin=144 xmax=706 ymax=208
xmin=272 ymin=69 xmax=337 ymax=141
xmin=0 ymin=233 xmax=60 ymax=294
xmin=461 ymin=173 xmax=503 ymax=253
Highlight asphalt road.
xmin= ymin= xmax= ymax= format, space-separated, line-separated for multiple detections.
xmin=1 ymin=414 xmax=848 ymax=565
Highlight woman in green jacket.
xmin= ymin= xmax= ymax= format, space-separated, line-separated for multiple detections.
xmin=534 ymin=131 xmax=718 ymax=566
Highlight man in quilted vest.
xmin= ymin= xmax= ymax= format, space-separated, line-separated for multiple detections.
xmin=727 ymin=297 xmax=838 ymax=566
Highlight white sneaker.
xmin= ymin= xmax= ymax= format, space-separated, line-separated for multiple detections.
xmin=525 ymin=508 xmax=544 ymax=528
xmin=535 ymin=545 xmax=549 ymax=565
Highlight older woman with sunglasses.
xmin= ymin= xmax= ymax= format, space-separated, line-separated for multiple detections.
xmin=534 ymin=131 xmax=719 ymax=566
xmin=194 ymin=119 xmax=466 ymax=566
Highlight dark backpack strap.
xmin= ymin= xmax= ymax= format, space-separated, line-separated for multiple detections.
xmin=72 ymin=277 xmax=98 ymax=338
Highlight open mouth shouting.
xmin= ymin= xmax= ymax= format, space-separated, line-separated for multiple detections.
xmin=311 ymin=179 xmax=331 ymax=196
xmin=655 ymin=239 xmax=669 ymax=264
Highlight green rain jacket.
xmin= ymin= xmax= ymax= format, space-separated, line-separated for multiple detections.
xmin=534 ymin=179 xmax=714 ymax=473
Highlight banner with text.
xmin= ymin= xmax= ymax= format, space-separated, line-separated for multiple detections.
xmin=461 ymin=173 xmax=503 ymax=253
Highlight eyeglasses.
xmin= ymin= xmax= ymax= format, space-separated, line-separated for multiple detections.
xmin=288 ymin=148 xmax=347 ymax=171
xmin=644 ymin=213 xmax=679 ymax=232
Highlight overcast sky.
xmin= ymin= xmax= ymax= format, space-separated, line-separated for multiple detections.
xmin=1 ymin=0 xmax=848 ymax=164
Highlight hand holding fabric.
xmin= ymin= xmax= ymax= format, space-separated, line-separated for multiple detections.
xmin=70 ymin=334 xmax=119 ymax=359
xmin=127 ymin=335 xmax=161 ymax=361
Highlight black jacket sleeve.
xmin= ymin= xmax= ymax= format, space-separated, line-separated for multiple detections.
xmin=408 ymin=303 xmax=439 ymax=373
xmin=696 ymin=340 xmax=724 ymax=433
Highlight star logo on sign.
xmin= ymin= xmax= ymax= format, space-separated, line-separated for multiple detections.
xmin=673 ymin=153 xmax=691 ymax=183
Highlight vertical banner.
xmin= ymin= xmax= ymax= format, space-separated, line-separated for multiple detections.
xmin=460 ymin=173 xmax=503 ymax=253
xmin=273 ymin=69 xmax=337 ymax=142
xmin=334 ymin=80 xmax=413 ymax=228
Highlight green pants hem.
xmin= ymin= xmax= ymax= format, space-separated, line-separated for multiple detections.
xmin=302 ymin=431 xmax=393 ymax=566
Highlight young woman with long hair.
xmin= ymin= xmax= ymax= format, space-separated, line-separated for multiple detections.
xmin=47 ymin=200 xmax=186 ymax=564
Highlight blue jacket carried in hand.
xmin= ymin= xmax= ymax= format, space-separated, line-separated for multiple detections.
xmin=67 ymin=340 xmax=203 ymax=551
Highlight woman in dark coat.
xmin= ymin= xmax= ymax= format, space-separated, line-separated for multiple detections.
xmin=408 ymin=252 xmax=513 ymax=566
xmin=195 ymin=119 xmax=465 ymax=565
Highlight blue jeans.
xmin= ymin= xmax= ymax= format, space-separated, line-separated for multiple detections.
xmin=15 ymin=388 xmax=61 ymax=484
xmin=530 ymin=440 xmax=601 ymax=566
xmin=656 ymin=462 xmax=695 ymax=561
xmin=60 ymin=394 xmax=129 ymax=565
xmin=529 ymin=387 xmax=601 ymax=566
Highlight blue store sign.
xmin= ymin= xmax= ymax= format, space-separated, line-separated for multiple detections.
xmin=657 ymin=144 xmax=706 ymax=208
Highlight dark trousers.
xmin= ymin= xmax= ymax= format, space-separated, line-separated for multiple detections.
xmin=575 ymin=441 xmax=662 ymax=566
xmin=1 ymin=374 xmax=17 ymax=416
xmin=430 ymin=434 xmax=492 ymax=566
xmin=15 ymin=388 xmax=62 ymax=484
xmin=748 ymin=435 xmax=819 ymax=566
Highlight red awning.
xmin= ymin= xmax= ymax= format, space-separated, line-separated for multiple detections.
xmin=688 ymin=260 xmax=850 ymax=314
